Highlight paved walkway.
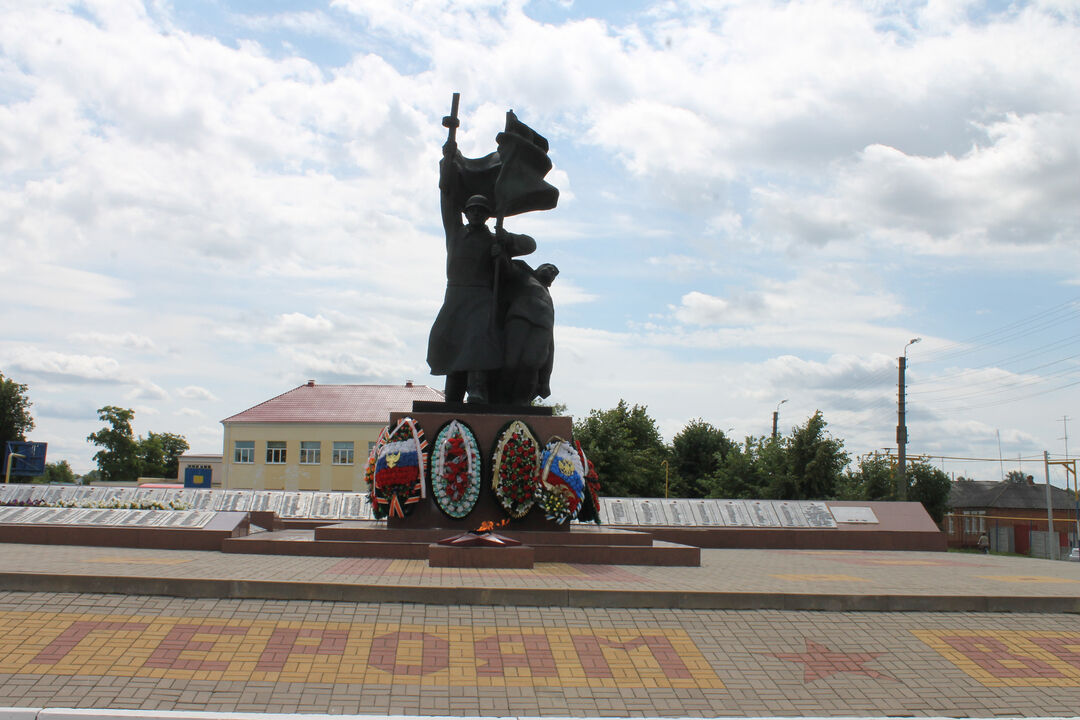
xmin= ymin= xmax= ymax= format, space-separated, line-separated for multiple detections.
xmin=1 ymin=544 xmax=1079 ymax=610
xmin=0 ymin=544 xmax=1079 ymax=716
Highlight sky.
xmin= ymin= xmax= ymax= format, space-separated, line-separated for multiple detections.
xmin=2 ymin=0 xmax=1079 ymax=486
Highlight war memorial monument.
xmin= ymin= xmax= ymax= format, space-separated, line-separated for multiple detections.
xmin=0 ymin=95 xmax=945 ymax=567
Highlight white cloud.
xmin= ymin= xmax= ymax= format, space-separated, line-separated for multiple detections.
xmin=176 ymin=385 xmax=220 ymax=402
xmin=3 ymin=0 xmax=1079 ymax=477
xmin=5 ymin=347 xmax=126 ymax=384
xmin=69 ymin=331 xmax=160 ymax=353
xmin=125 ymin=381 xmax=169 ymax=402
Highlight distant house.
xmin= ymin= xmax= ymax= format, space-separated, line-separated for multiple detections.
xmin=947 ymin=478 xmax=1079 ymax=554
xmin=176 ymin=453 xmax=224 ymax=488
xmin=220 ymin=381 xmax=443 ymax=492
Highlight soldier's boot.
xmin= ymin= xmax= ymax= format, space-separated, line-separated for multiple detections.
xmin=465 ymin=371 xmax=489 ymax=404
xmin=444 ymin=372 xmax=466 ymax=403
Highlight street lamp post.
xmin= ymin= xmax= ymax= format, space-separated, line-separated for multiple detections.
xmin=897 ymin=337 xmax=921 ymax=500
xmin=772 ymin=399 xmax=788 ymax=441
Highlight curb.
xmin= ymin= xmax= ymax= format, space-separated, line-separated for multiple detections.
xmin=2 ymin=572 xmax=1079 ymax=612
xmin=3 ymin=711 xmax=1080 ymax=720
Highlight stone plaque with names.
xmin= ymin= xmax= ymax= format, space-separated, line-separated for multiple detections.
xmin=339 ymin=493 xmax=367 ymax=519
xmin=2 ymin=506 xmax=39 ymax=523
xmin=309 ymin=492 xmax=342 ymax=519
xmin=133 ymin=488 xmax=163 ymax=504
xmin=74 ymin=487 xmax=102 ymax=504
xmin=687 ymin=499 xmax=725 ymax=526
xmin=98 ymin=488 xmax=126 ymax=504
xmin=163 ymin=511 xmax=214 ymax=528
xmin=13 ymin=507 xmax=53 ymax=524
xmin=40 ymin=487 xmax=66 ymax=504
xmin=218 ymin=491 xmax=252 ymax=512
xmin=717 ymin=500 xmax=754 ymax=527
xmin=801 ymin=501 xmax=837 ymax=528
xmin=357 ymin=494 xmax=374 ymax=520
xmin=65 ymin=487 xmax=90 ymax=504
xmin=661 ymin=499 xmax=695 ymax=526
xmin=187 ymin=490 xmax=216 ymax=510
xmin=278 ymin=492 xmax=312 ymax=518
xmin=27 ymin=487 xmax=48 ymax=503
xmin=170 ymin=489 xmax=195 ymax=507
xmin=20 ymin=508 xmax=49 ymax=523
xmin=829 ymin=505 xmax=879 ymax=524
xmin=0 ymin=485 xmax=13 ymax=503
xmin=142 ymin=510 xmax=174 ymax=526
xmin=62 ymin=509 xmax=95 ymax=525
xmin=772 ymin=501 xmax=809 ymax=527
xmin=114 ymin=510 xmax=147 ymax=526
xmin=6 ymin=485 xmax=34 ymax=503
xmin=747 ymin=500 xmax=781 ymax=527
xmin=602 ymin=497 xmax=639 ymax=526
xmin=634 ymin=499 xmax=669 ymax=526
xmin=159 ymin=488 xmax=181 ymax=503
xmin=249 ymin=491 xmax=283 ymax=513
xmin=0 ymin=507 xmax=22 ymax=522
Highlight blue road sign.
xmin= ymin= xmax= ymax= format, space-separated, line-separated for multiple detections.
xmin=4 ymin=441 xmax=48 ymax=476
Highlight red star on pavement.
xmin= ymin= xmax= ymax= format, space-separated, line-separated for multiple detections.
xmin=764 ymin=639 xmax=895 ymax=683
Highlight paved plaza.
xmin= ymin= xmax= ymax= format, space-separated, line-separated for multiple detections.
xmin=0 ymin=544 xmax=1079 ymax=716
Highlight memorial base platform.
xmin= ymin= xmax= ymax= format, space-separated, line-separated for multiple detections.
xmin=221 ymin=523 xmax=702 ymax=566
xmin=428 ymin=543 xmax=535 ymax=568
xmin=0 ymin=511 xmax=249 ymax=551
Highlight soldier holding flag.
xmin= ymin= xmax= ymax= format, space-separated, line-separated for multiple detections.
xmin=426 ymin=95 xmax=560 ymax=405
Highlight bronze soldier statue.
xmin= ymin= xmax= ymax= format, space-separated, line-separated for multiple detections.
xmin=426 ymin=94 xmax=559 ymax=405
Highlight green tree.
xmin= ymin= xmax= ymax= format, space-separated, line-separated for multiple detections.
xmin=87 ymin=406 xmax=140 ymax=482
xmin=138 ymin=431 xmax=189 ymax=479
xmin=837 ymin=454 xmax=894 ymax=501
xmin=708 ymin=436 xmax=777 ymax=499
xmin=669 ymin=419 xmax=732 ymax=498
xmin=1 ymin=372 xmax=35 ymax=450
xmin=41 ymin=460 xmax=76 ymax=484
xmin=1004 ymin=470 xmax=1030 ymax=485
xmin=836 ymin=454 xmax=952 ymax=524
xmin=907 ymin=459 xmax=953 ymax=524
xmin=573 ymin=400 xmax=667 ymax=497
xmin=769 ymin=411 xmax=848 ymax=500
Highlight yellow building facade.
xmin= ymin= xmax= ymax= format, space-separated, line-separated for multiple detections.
xmin=220 ymin=381 xmax=444 ymax=492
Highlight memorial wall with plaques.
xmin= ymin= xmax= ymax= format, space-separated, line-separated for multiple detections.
xmin=0 ymin=486 xmax=375 ymax=521
xmin=597 ymin=498 xmax=839 ymax=529
xmin=2 ymin=485 xmax=855 ymax=528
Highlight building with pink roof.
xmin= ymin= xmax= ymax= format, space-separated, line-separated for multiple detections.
xmin=220 ymin=380 xmax=443 ymax=491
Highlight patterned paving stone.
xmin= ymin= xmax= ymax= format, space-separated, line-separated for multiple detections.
xmin=0 ymin=591 xmax=1078 ymax=715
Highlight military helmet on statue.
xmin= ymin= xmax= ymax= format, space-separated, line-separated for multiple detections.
xmin=464 ymin=194 xmax=493 ymax=213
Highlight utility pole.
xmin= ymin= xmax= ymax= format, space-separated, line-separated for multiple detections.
xmin=772 ymin=399 xmax=788 ymax=441
xmin=897 ymin=337 xmax=920 ymax=500
xmin=1061 ymin=416 xmax=1071 ymax=459
xmin=996 ymin=430 xmax=1004 ymax=481
xmin=1044 ymin=451 xmax=1057 ymax=560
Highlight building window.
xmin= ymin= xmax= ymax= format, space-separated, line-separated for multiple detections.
xmin=266 ymin=441 xmax=287 ymax=464
xmin=368 ymin=441 xmax=376 ymax=455
xmin=964 ymin=510 xmax=985 ymax=534
xmin=234 ymin=441 xmax=254 ymax=464
xmin=333 ymin=441 xmax=354 ymax=465
xmin=300 ymin=441 xmax=321 ymax=465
